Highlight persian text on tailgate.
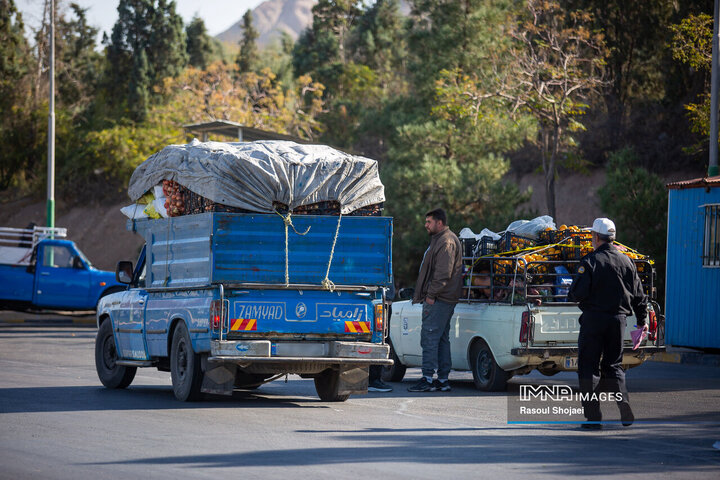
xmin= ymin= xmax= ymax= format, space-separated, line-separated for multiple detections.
xmin=317 ymin=304 xmax=366 ymax=322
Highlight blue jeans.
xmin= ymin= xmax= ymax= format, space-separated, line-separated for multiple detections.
xmin=421 ymin=300 xmax=455 ymax=379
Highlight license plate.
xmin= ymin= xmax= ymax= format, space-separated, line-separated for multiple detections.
xmin=564 ymin=356 xmax=578 ymax=369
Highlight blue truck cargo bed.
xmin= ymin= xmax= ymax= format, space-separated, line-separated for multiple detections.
xmin=129 ymin=213 xmax=393 ymax=289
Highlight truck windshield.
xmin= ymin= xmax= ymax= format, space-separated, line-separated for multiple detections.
xmin=74 ymin=247 xmax=93 ymax=268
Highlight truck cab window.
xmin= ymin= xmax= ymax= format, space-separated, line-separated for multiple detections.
xmin=42 ymin=245 xmax=73 ymax=268
xmin=136 ymin=259 xmax=146 ymax=288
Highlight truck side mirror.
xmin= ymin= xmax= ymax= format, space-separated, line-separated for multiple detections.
xmin=398 ymin=288 xmax=414 ymax=300
xmin=116 ymin=261 xmax=134 ymax=284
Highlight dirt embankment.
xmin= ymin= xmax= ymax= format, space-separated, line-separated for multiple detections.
xmin=0 ymin=168 xmax=705 ymax=271
xmin=511 ymin=169 xmax=706 ymax=226
xmin=0 ymin=197 xmax=144 ymax=271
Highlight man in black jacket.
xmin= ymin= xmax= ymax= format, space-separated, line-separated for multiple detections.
xmin=569 ymin=218 xmax=648 ymax=430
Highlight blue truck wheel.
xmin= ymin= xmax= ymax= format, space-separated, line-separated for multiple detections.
xmin=170 ymin=322 xmax=204 ymax=401
xmin=95 ymin=320 xmax=136 ymax=389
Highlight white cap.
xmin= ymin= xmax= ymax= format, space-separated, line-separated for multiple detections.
xmin=591 ymin=218 xmax=616 ymax=236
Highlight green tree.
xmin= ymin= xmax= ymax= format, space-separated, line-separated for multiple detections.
xmin=567 ymin=0 xmax=679 ymax=140
xmin=186 ymin=15 xmax=213 ymax=70
xmin=292 ymin=0 xmax=361 ymax=89
xmin=491 ymin=0 xmax=606 ymax=221
xmin=385 ymin=67 xmax=534 ymax=286
xmin=236 ymin=9 xmax=259 ymax=74
xmin=0 ymin=0 xmax=29 ymax=108
xmin=598 ymin=148 xmax=668 ymax=302
xmin=349 ymin=0 xmax=406 ymax=92
xmin=0 ymin=0 xmax=33 ymax=190
xmin=406 ymin=0 xmax=511 ymax=106
xmin=128 ymin=49 xmax=150 ymax=122
xmin=56 ymin=3 xmax=101 ymax=114
xmin=105 ymin=0 xmax=186 ymax=120
xmin=148 ymin=0 xmax=187 ymax=83
xmin=669 ymin=13 xmax=714 ymax=152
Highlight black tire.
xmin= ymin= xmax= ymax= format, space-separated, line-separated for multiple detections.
xmin=470 ymin=339 xmax=509 ymax=391
xmin=381 ymin=341 xmax=407 ymax=382
xmin=95 ymin=320 xmax=136 ymax=389
xmin=314 ymin=369 xmax=350 ymax=402
xmin=170 ymin=321 xmax=204 ymax=401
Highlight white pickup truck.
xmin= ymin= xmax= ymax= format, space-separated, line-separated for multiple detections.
xmin=385 ymin=255 xmax=664 ymax=391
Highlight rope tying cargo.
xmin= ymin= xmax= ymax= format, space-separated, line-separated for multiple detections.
xmin=322 ymin=213 xmax=343 ymax=292
xmin=274 ymin=210 xmax=311 ymax=286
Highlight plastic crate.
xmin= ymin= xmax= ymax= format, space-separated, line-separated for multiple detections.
xmin=537 ymin=229 xmax=561 ymax=245
xmin=461 ymin=238 xmax=478 ymax=258
xmin=478 ymin=236 xmax=499 ymax=256
xmin=499 ymin=232 xmax=536 ymax=252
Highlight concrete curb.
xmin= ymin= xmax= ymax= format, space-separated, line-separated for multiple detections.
xmin=648 ymin=351 xmax=720 ymax=367
xmin=0 ymin=315 xmax=95 ymax=326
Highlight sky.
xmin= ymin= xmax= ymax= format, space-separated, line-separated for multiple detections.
xmin=15 ymin=0 xmax=266 ymax=41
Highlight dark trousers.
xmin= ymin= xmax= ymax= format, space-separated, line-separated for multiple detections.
xmin=577 ymin=312 xmax=628 ymax=421
xmin=421 ymin=300 xmax=455 ymax=379
xmin=369 ymin=364 xmax=382 ymax=381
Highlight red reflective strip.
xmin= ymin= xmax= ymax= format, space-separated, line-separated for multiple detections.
xmin=231 ymin=319 xmax=242 ymax=331
xmin=247 ymin=319 xmax=257 ymax=331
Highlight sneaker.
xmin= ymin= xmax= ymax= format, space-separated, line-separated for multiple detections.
xmin=619 ymin=402 xmax=634 ymax=427
xmin=580 ymin=422 xmax=603 ymax=431
xmin=368 ymin=379 xmax=393 ymax=392
xmin=433 ymin=379 xmax=451 ymax=392
xmin=408 ymin=377 xmax=436 ymax=392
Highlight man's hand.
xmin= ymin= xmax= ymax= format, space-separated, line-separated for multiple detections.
xmin=425 ymin=297 xmax=435 ymax=305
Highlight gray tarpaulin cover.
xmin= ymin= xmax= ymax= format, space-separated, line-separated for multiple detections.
xmin=128 ymin=140 xmax=385 ymax=214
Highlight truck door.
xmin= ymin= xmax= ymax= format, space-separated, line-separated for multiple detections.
xmin=34 ymin=243 xmax=91 ymax=308
xmin=114 ymin=257 xmax=149 ymax=361
xmin=397 ymin=302 xmax=423 ymax=366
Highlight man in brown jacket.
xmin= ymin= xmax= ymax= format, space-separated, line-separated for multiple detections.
xmin=409 ymin=208 xmax=464 ymax=392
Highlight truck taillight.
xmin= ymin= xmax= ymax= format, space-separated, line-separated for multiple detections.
xmin=647 ymin=310 xmax=658 ymax=341
xmin=520 ymin=311 xmax=530 ymax=343
xmin=210 ymin=300 xmax=223 ymax=330
xmin=374 ymin=303 xmax=384 ymax=332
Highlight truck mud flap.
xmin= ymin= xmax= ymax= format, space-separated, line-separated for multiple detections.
xmin=201 ymin=358 xmax=237 ymax=396
xmin=337 ymin=365 xmax=369 ymax=396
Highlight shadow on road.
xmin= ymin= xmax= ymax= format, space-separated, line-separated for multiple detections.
xmin=0 ymin=385 xmax=332 ymax=414
xmin=80 ymin=426 xmax=720 ymax=475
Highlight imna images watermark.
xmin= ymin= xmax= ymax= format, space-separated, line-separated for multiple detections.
xmin=508 ymin=384 xmax=624 ymax=424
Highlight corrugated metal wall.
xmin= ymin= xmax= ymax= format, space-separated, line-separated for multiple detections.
xmin=666 ymin=186 xmax=720 ymax=348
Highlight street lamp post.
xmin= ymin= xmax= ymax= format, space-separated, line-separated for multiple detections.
xmin=711 ymin=0 xmax=720 ymax=177
xmin=47 ymin=0 xmax=55 ymax=229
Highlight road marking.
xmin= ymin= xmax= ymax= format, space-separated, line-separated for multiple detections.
xmin=395 ymin=399 xmax=415 ymax=417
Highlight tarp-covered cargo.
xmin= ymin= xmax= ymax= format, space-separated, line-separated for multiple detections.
xmin=128 ymin=140 xmax=385 ymax=215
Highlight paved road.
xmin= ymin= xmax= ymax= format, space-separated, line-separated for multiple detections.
xmin=1 ymin=324 xmax=719 ymax=479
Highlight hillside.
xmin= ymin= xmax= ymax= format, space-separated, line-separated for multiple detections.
xmin=216 ymin=0 xmax=316 ymax=47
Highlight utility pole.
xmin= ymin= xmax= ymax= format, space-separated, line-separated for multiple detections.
xmin=47 ymin=0 xmax=55 ymax=229
xmin=710 ymin=0 xmax=719 ymax=177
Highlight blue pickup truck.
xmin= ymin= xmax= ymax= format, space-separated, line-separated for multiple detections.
xmin=95 ymin=212 xmax=393 ymax=402
xmin=0 ymin=226 xmax=124 ymax=311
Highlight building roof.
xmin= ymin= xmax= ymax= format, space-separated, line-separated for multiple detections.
xmin=183 ymin=120 xmax=312 ymax=144
xmin=666 ymin=175 xmax=720 ymax=190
